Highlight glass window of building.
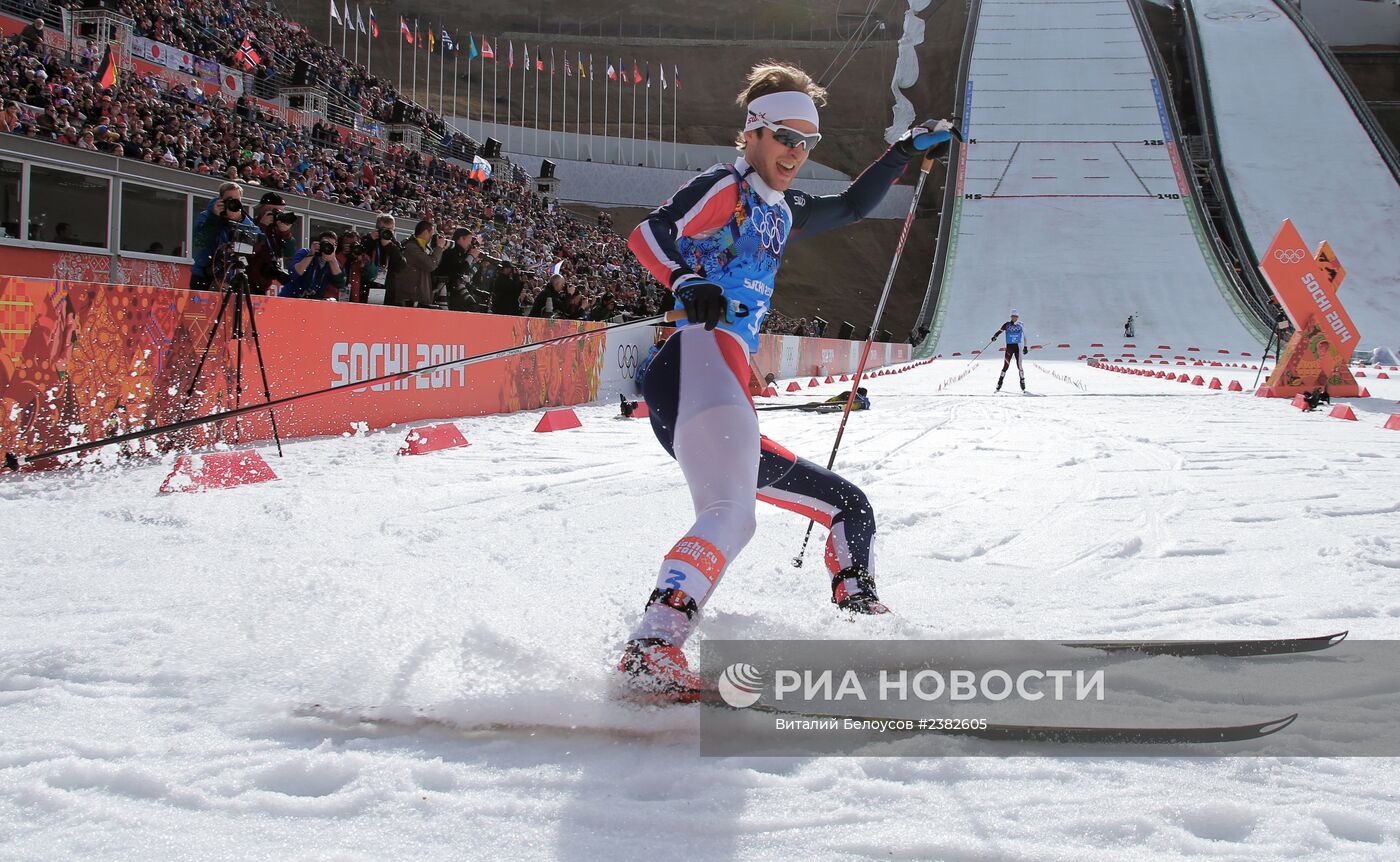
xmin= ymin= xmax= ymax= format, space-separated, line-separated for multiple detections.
xmin=28 ymin=166 xmax=109 ymax=247
xmin=120 ymin=183 xmax=188 ymax=257
xmin=0 ymin=160 xmax=20 ymax=240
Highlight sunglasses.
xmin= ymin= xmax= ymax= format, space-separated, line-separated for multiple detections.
xmin=757 ymin=118 xmax=821 ymax=151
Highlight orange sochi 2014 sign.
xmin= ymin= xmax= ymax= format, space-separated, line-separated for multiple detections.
xmin=1257 ymin=219 xmax=1362 ymax=398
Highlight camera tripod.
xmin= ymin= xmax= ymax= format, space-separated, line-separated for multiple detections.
xmin=185 ymin=244 xmax=284 ymax=455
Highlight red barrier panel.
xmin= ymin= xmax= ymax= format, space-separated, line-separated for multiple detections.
xmin=399 ymin=423 xmax=470 ymax=456
xmin=1328 ymin=405 xmax=1357 ymax=421
xmin=159 ymin=451 xmax=278 ymax=493
xmin=534 ymin=409 xmax=582 ymax=432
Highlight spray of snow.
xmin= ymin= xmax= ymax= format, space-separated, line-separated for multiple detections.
xmin=886 ymin=1 xmax=931 ymax=142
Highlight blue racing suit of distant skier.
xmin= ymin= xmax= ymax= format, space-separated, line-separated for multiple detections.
xmin=624 ymin=147 xmax=912 ymax=644
xmin=994 ymin=319 xmax=1028 ymax=390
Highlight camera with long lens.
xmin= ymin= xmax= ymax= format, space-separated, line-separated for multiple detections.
xmin=223 ymin=198 xmax=243 ymax=213
xmin=377 ymin=228 xmax=395 ymax=242
xmin=211 ymin=222 xmax=261 ymax=285
xmin=225 ymin=223 xmax=259 ymax=259
xmin=318 ymin=239 xmax=337 ymax=256
xmin=274 ymin=210 xmax=298 ymax=227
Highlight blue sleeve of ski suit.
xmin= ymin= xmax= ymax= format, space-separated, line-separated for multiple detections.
xmin=785 ymin=146 xmax=912 ymax=242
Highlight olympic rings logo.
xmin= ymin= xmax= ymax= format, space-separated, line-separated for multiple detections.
xmin=1205 ymin=10 xmax=1280 ymax=21
xmin=1274 ymin=248 xmax=1307 ymax=265
xmin=618 ymin=344 xmax=640 ymax=378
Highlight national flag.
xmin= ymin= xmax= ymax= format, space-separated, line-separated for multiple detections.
xmin=237 ymin=33 xmax=262 ymax=70
xmin=369 ymin=7 xmax=378 ymax=37
xmin=95 ymin=44 xmax=117 ymax=89
xmin=427 ymin=26 xmax=435 ymax=53
xmin=469 ymin=155 xmax=492 ymax=182
xmin=579 ymin=52 xmax=586 ymax=80
xmin=399 ymin=16 xmax=412 ymax=44
xmin=508 ymin=41 xmax=515 ymax=69
xmin=632 ymin=61 xmax=642 ymax=85
xmin=523 ymin=44 xmax=530 ymax=71
xmin=355 ymin=5 xmax=366 ymax=34
xmin=330 ymin=0 xmax=341 ymax=24
xmin=674 ymin=65 xmax=680 ymax=90
xmin=342 ymin=1 xmax=352 ymax=28
xmin=467 ymin=34 xmax=479 ymax=60
xmin=440 ymin=28 xmax=452 ymax=54
xmin=550 ymin=49 xmax=555 ymax=76
xmin=660 ymin=64 xmax=667 ymax=90
xmin=565 ymin=55 xmax=571 ymax=77
xmin=606 ymin=59 xmax=616 ymax=81
xmin=536 ymin=54 xmax=544 ymax=72
xmin=645 ymin=64 xmax=651 ymax=88
xmin=482 ymin=37 xmax=494 ymax=60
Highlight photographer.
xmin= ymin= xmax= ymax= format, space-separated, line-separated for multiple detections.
xmin=490 ymin=259 xmax=526 ymax=316
xmin=338 ymin=232 xmax=372 ymax=303
xmin=249 ymin=192 xmax=296 ymax=295
xmin=395 ymin=220 xmax=447 ymax=308
xmin=280 ymin=230 xmax=346 ymax=300
xmin=190 ymin=182 xmax=255 ymax=290
xmin=436 ymin=229 xmax=486 ymax=312
xmin=366 ymin=223 xmax=403 ymax=304
xmin=529 ymin=273 xmax=567 ymax=318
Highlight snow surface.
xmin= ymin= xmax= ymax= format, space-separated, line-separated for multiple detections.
xmin=932 ymin=0 xmax=1264 ymax=355
xmin=4 ymin=359 xmax=1400 ymax=860
xmin=1191 ymin=0 xmax=1400 ymax=353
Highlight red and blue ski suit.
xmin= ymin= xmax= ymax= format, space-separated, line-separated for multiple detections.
xmin=625 ymin=148 xmax=910 ymax=644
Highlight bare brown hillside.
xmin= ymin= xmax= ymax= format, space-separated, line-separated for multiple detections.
xmin=277 ymin=0 xmax=968 ymax=333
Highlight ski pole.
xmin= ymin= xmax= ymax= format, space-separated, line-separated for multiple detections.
xmin=1251 ymin=329 xmax=1275 ymax=391
xmin=5 ymin=310 xmax=690 ymax=472
xmin=792 ymin=149 xmax=940 ymax=568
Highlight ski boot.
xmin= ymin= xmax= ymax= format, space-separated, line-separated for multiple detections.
xmin=996 ymin=374 xmax=1005 ymax=392
xmin=1020 ymin=375 xmax=1026 ymax=392
xmin=617 ymin=637 xmax=710 ymax=703
xmin=832 ymin=566 xmax=890 ymax=615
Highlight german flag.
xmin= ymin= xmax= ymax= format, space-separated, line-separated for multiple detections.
xmin=95 ymin=45 xmax=117 ymax=90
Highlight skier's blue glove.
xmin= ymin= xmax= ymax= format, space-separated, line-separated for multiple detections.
xmin=895 ymin=119 xmax=957 ymax=158
xmin=673 ymin=274 xmax=727 ymax=331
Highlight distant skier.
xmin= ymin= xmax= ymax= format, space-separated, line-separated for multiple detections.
xmin=1124 ymin=314 xmax=1135 ymax=339
xmin=618 ymin=61 xmax=955 ymax=701
xmin=993 ymin=309 xmax=1029 ymax=392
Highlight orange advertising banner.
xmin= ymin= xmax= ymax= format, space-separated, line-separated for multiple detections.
xmin=1257 ymin=220 xmax=1360 ymax=397
xmin=1258 ymin=219 xmax=1358 ymax=356
xmin=0 ymin=277 xmax=607 ymax=465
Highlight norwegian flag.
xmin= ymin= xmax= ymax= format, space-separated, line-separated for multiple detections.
xmin=632 ymin=61 xmax=642 ymax=85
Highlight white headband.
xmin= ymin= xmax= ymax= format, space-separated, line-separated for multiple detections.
xmin=744 ymin=91 xmax=820 ymax=133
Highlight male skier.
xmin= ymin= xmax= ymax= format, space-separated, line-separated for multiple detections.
xmin=993 ymin=310 xmax=1029 ymax=392
xmin=619 ymin=61 xmax=953 ymax=700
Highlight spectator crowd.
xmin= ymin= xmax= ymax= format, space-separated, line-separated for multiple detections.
xmin=0 ymin=1 xmax=809 ymax=326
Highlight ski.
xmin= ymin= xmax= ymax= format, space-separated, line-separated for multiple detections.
xmin=1062 ymin=630 xmax=1348 ymax=658
xmin=296 ymin=700 xmax=1298 ymax=746
xmin=734 ymin=701 xmax=1297 ymax=745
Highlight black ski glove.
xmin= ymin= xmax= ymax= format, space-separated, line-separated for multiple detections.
xmin=673 ymin=275 xmax=726 ymax=331
xmin=895 ymin=118 xmax=958 ymax=158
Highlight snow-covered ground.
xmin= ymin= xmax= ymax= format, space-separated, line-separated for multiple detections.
xmin=4 ymin=358 xmax=1400 ymax=860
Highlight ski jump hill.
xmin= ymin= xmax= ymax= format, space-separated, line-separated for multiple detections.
xmin=920 ymin=0 xmax=1398 ymax=359
xmin=1187 ymin=0 xmax=1400 ymax=354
